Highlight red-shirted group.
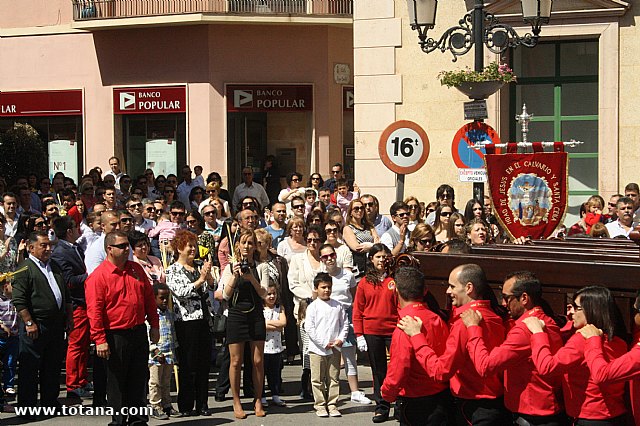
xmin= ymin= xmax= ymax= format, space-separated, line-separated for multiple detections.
xmin=0 ymin=159 xmax=639 ymax=426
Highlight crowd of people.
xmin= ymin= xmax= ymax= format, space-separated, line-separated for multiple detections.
xmin=0 ymin=157 xmax=638 ymax=425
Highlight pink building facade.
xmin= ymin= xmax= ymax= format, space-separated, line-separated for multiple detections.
xmin=0 ymin=0 xmax=354 ymax=189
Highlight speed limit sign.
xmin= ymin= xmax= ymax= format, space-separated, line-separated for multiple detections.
xmin=378 ymin=120 xmax=430 ymax=174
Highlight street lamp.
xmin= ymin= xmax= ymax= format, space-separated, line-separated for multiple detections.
xmin=407 ymin=0 xmax=552 ymax=71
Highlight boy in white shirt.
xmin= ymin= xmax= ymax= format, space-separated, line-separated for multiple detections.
xmin=304 ymin=272 xmax=349 ymax=417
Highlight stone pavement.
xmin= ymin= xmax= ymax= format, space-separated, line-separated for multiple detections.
xmin=0 ymin=364 xmax=377 ymax=425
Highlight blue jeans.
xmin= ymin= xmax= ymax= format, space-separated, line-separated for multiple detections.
xmin=0 ymin=335 xmax=18 ymax=389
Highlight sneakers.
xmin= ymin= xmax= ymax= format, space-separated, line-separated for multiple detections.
xmin=328 ymin=408 xmax=342 ymax=417
xmin=316 ymin=409 xmax=329 ymax=417
xmin=163 ymin=406 xmax=178 ymax=416
xmin=83 ymin=382 xmax=94 ymax=392
xmin=260 ymin=397 xmax=269 ymax=407
xmin=350 ymin=391 xmax=372 ymax=405
xmin=150 ymin=408 xmax=169 ymax=420
xmin=67 ymin=387 xmax=92 ymax=398
xmin=5 ymin=388 xmax=15 ymax=395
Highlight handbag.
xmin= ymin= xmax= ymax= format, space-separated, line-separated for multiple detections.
xmin=212 ymin=304 xmax=227 ymax=337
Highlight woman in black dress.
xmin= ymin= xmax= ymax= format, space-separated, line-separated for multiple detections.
xmin=222 ymin=229 xmax=269 ymax=418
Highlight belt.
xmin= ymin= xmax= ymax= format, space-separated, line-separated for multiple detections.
xmin=106 ymin=324 xmax=146 ymax=333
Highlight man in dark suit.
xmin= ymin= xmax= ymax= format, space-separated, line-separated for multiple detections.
xmin=12 ymin=231 xmax=73 ymax=416
xmin=51 ymin=216 xmax=92 ymax=399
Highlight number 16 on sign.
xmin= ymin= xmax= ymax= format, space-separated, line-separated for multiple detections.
xmin=379 ymin=120 xmax=430 ymax=200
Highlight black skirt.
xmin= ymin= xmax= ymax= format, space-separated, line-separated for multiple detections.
xmin=226 ymin=278 xmax=266 ymax=344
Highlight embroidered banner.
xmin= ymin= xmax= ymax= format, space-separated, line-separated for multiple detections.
xmin=485 ymin=152 xmax=568 ymax=240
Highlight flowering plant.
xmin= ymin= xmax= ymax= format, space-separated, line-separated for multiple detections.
xmin=438 ymin=61 xmax=517 ymax=88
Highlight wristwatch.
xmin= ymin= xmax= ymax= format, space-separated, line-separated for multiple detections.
xmin=25 ymin=321 xmax=33 ymax=327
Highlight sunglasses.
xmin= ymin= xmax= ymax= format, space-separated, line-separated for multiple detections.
xmin=307 ymin=237 xmax=322 ymax=243
xmin=145 ymin=207 xmax=155 ymax=212
xmin=352 ymin=206 xmax=363 ymax=211
xmin=128 ymin=203 xmax=143 ymax=209
xmin=311 ymin=177 xmax=320 ymax=180
xmin=440 ymin=212 xmax=452 ymax=217
xmin=396 ymin=212 xmax=409 ymax=218
xmin=186 ymin=219 xmax=198 ymax=225
xmin=325 ymin=227 xmax=337 ymax=234
xmin=34 ymin=221 xmax=46 ymax=227
xmin=440 ymin=194 xmax=452 ymax=199
xmin=120 ymin=218 xmax=133 ymax=223
xmin=608 ymin=202 xmax=617 ymax=207
xmin=291 ymin=178 xmax=300 ymax=182
xmin=292 ymin=204 xmax=305 ymax=210
xmin=156 ymin=180 xmax=166 ymax=184
xmin=170 ymin=211 xmax=185 ymax=216
xmin=571 ymin=302 xmax=584 ymax=312
xmin=331 ymin=170 xmax=341 ymax=174
xmin=207 ymin=190 xmax=217 ymax=194
xmin=320 ymin=252 xmax=337 ymax=261
xmin=363 ymin=202 xmax=375 ymax=208
xmin=164 ymin=190 xmax=175 ymax=194
xmin=408 ymin=204 xmax=418 ymax=210
xmin=427 ymin=209 xmax=435 ymax=214
xmin=109 ymin=242 xmax=129 ymax=250
xmin=203 ymin=211 xmax=216 ymax=216
xmin=419 ymin=238 xmax=432 ymax=246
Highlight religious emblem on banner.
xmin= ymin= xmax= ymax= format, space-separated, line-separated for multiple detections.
xmin=485 ymin=151 xmax=568 ymax=240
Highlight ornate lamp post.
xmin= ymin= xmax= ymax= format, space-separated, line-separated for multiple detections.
xmin=406 ymin=0 xmax=553 ymax=199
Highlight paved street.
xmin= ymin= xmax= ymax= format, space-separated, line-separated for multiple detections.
xmin=0 ymin=364 xmax=377 ymax=425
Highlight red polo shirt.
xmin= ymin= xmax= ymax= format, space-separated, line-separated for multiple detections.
xmin=410 ymin=300 xmax=506 ymax=400
xmin=86 ymin=259 xmax=159 ymax=345
xmin=466 ymin=307 xmax=564 ymax=416
xmin=380 ymin=302 xmax=449 ymax=402
xmin=531 ymin=332 xmax=628 ymax=420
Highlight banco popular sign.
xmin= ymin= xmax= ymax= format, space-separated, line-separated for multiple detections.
xmin=113 ymin=86 xmax=186 ymax=114
xmin=226 ymin=85 xmax=313 ymax=113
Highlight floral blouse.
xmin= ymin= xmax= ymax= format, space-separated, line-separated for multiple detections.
xmin=166 ymin=262 xmax=215 ymax=324
xmin=0 ymin=237 xmax=18 ymax=275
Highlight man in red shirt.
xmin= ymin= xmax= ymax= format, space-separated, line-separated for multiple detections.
xmin=460 ymin=271 xmax=567 ymax=426
xmin=86 ymin=230 xmax=159 ymax=426
xmin=398 ymin=264 xmax=511 ymax=425
xmin=381 ymin=267 xmax=451 ymax=426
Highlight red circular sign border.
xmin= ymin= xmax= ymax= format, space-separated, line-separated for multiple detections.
xmin=451 ymin=122 xmax=501 ymax=169
xmin=378 ymin=120 xmax=430 ymax=175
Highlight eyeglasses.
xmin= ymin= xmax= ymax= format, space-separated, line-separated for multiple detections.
xmin=120 ymin=218 xmax=133 ymax=223
xmin=440 ymin=212 xmax=452 ymax=217
xmin=109 ymin=242 xmax=129 ymax=250
xmin=325 ymin=227 xmax=337 ymax=234
xmin=307 ymin=237 xmax=322 ymax=243
xmin=170 ymin=211 xmax=185 ymax=216
xmin=352 ymin=206 xmax=363 ymax=211
xmin=419 ymin=238 xmax=432 ymax=246
xmin=396 ymin=212 xmax=409 ymax=218
xmin=500 ymin=293 xmax=519 ymax=304
xmin=320 ymin=252 xmax=337 ymax=261
xmin=203 ymin=211 xmax=216 ymax=216
xmin=408 ymin=204 xmax=418 ymax=210
xmin=571 ymin=302 xmax=584 ymax=312
xmin=292 ymin=204 xmax=305 ymax=210
xmin=128 ymin=203 xmax=142 ymax=209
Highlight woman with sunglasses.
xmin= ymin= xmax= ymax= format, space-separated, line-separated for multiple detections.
xmin=433 ymin=205 xmax=453 ymax=242
xmin=221 ymin=229 xmax=269 ymax=419
xmin=149 ymin=175 xmax=166 ymax=201
xmin=319 ymin=243 xmax=371 ymax=405
xmin=278 ymin=172 xmax=305 ymax=216
xmin=186 ymin=211 xmax=216 ymax=260
xmin=307 ymin=173 xmax=324 ymax=193
xmin=523 ymin=286 xmax=629 ymax=425
xmin=342 ymin=199 xmax=379 ymax=279
xmin=287 ymin=226 xmax=325 ymax=399
xmin=189 ymin=187 xmax=205 ymax=212
xmin=166 ymin=230 xmax=216 ymax=417
xmin=353 ymin=243 xmax=397 ymax=423
xmin=276 ymin=217 xmax=306 ymax=263
xmin=163 ymin=185 xmax=177 ymax=205
xmin=324 ymin=219 xmax=353 ymax=272
xmin=404 ymin=196 xmax=423 ymax=231
xmin=129 ymin=231 xmax=165 ymax=285
xmin=407 ymin=223 xmax=436 ymax=253
xmin=445 ymin=212 xmax=466 ymax=242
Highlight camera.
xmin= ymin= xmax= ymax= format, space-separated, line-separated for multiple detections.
xmin=240 ymin=259 xmax=251 ymax=274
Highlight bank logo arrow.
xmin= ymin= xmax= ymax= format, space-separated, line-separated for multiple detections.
xmin=346 ymin=90 xmax=354 ymax=109
xmin=234 ymin=90 xmax=253 ymax=108
xmin=120 ymin=92 xmax=136 ymax=111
